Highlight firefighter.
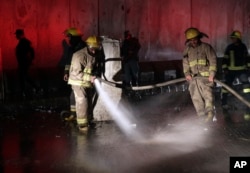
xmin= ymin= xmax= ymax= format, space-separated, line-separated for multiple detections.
xmin=68 ymin=36 xmax=103 ymax=131
xmin=240 ymin=74 xmax=250 ymax=120
xmin=221 ymin=30 xmax=250 ymax=110
xmin=62 ymin=28 xmax=87 ymax=122
xmin=183 ymin=27 xmax=217 ymax=123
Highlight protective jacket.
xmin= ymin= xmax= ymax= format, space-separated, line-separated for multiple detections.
xmin=221 ymin=41 xmax=250 ymax=107
xmin=68 ymin=47 xmax=96 ymax=88
xmin=183 ymin=42 xmax=217 ymax=78
xmin=222 ymin=42 xmax=250 ymax=71
xmin=64 ymin=41 xmax=87 ymax=75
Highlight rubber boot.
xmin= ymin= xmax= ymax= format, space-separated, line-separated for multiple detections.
xmin=77 ymin=118 xmax=89 ymax=133
xmin=204 ymin=111 xmax=213 ymax=123
xmin=64 ymin=105 xmax=76 ymax=121
xmin=78 ymin=123 xmax=88 ymax=133
xmin=65 ymin=115 xmax=76 ymax=121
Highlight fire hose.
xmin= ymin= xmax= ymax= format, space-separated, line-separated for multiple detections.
xmin=214 ymin=79 xmax=250 ymax=108
xmin=96 ymin=77 xmax=250 ymax=108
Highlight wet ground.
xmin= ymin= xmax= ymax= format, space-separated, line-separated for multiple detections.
xmin=0 ymin=86 xmax=250 ymax=173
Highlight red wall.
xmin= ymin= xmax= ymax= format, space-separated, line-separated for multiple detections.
xmin=1 ymin=0 xmax=250 ymax=70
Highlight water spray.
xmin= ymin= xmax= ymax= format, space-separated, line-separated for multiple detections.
xmin=94 ymin=78 xmax=142 ymax=140
xmin=93 ymin=76 xmax=250 ymax=148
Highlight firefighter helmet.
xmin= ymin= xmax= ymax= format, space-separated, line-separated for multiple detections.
xmin=230 ymin=30 xmax=241 ymax=40
xmin=65 ymin=27 xmax=82 ymax=37
xmin=185 ymin=27 xmax=209 ymax=42
xmin=185 ymin=28 xmax=201 ymax=40
xmin=86 ymin=36 xmax=101 ymax=48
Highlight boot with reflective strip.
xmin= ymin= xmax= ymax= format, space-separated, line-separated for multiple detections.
xmin=77 ymin=118 xmax=89 ymax=132
xmin=204 ymin=111 xmax=214 ymax=123
xmin=64 ymin=105 xmax=76 ymax=121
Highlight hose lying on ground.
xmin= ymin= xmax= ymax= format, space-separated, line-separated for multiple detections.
xmin=96 ymin=77 xmax=250 ymax=108
xmin=214 ymin=79 xmax=250 ymax=108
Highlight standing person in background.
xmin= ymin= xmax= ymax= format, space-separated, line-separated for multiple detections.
xmin=183 ymin=27 xmax=217 ymax=123
xmin=15 ymin=29 xmax=38 ymax=97
xmin=61 ymin=27 xmax=87 ymax=122
xmin=58 ymin=29 xmax=72 ymax=95
xmin=121 ymin=30 xmax=141 ymax=87
xmin=58 ymin=29 xmax=72 ymax=77
xmin=221 ymin=31 xmax=250 ymax=111
xmin=68 ymin=36 xmax=103 ymax=132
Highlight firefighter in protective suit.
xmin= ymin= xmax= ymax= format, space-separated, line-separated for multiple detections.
xmin=239 ymin=74 xmax=250 ymax=120
xmin=68 ymin=36 xmax=102 ymax=131
xmin=183 ymin=27 xmax=217 ymax=123
xmin=221 ymin=31 xmax=250 ymax=111
xmin=62 ymin=28 xmax=86 ymax=122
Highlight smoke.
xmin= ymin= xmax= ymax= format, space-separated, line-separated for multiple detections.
xmin=94 ymin=79 xmax=212 ymax=150
xmin=140 ymin=118 xmax=212 ymax=152
xmin=76 ymin=82 xmax=214 ymax=172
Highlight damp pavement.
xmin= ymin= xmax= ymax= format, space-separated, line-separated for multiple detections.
xmin=0 ymin=88 xmax=250 ymax=173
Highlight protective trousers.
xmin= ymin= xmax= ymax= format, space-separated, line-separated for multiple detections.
xmin=188 ymin=78 xmax=214 ymax=117
xmin=71 ymin=85 xmax=95 ymax=126
xmin=242 ymin=84 xmax=250 ymax=117
xmin=221 ymin=70 xmax=246 ymax=106
xmin=70 ymin=91 xmax=76 ymax=117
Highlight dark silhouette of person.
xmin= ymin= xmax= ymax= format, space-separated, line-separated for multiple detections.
xmin=15 ymin=29 xmax=38 ymax=97
xmin=121 ymin=30 xmax=141 ymax=87
xmin=58 ymin=29 xmax=72 ymax=77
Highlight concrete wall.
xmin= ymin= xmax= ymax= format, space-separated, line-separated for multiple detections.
xmin=1 ymin=0 xmax=250 ymax=70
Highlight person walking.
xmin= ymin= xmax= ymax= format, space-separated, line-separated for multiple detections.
xmin=15 ymin=29 xmax=38 ymax=97
xmin=121 ymin=30 xmax=141 ymax=87
xmin=68 ymin=36 xmax=103 ymax=131
xmin=221 ymin=31 xmax=250 ymax=110
xmin=182 ymin=27 xmax=217 ymax=123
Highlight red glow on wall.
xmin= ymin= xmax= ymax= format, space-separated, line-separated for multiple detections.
xmin=0 ymin=0 xmax=250 ymax=70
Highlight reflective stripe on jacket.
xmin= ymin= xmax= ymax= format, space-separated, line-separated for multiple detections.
xmin=68 ymin=47 xmax=96 ymax=87
xmin=183 ymin=42 xmax=217 ymax=77
xmin=222 ymin=42 xmax=249 ymax=71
